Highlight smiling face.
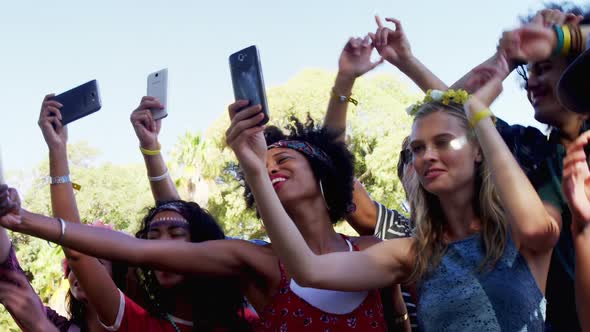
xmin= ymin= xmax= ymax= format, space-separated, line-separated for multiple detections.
xmin=68 ymin=259 xmax=113 ymax=302
xmin=410 ymin=110 xmax=482 ymax=196
xmin=526 ymin=57 xmax=571 ymax=126
xmin=265 ymin=147 xmax=320 ymax=206
xmin=146 ymin=210 xmax=191 ymax=289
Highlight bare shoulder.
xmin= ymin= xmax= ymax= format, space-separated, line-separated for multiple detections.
xmin=350 ymin=235 xmax=414 ymax=250
xmin=349 ymin=235 xmax=381 ymax=250
xmin=224 ymin=239 xmax=276 ymax=259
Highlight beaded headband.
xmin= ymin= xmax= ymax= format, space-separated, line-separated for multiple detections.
xmin=149 ymin=216 xmax=189 ymax=224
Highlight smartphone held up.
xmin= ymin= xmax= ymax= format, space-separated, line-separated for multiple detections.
xmin=49 ymin=80 xmax=102 ymax=125
xmin=229 ymin=45 xmax=269 ymax=125
xmin=147 ymin=68 xmax=169 ymax=120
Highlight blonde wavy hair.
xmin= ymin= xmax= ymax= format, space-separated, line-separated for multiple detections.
xmin=407 ymin=101 xmax=507 ymax=282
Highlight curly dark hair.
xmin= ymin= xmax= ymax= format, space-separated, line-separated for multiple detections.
xmin=242 ymin=115 xmax=355 ymax=224
xmin=134 ymin=200 xmax=251 ymax=332
xmin=66 ymin=261 xmax=128 ymax=332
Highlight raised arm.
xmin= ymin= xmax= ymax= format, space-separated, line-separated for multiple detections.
xmin=130 ymin=96 xmax=180 ymax=203
xmin=464 ymin=69 xmax=560 ymax=255
xmin=561 ymin=131 xmax=590 ymax=331
xmin=370 ymin=15 xmax=447 ymax=92
xmin=226 ymin=101 xmax=414 ymax=291
xmin=0 ymin=188 xmax=272 ymax=281
xmin=323 ymin=36 xmax=383 ymax=233
xmin=38 ymin=95 xmax=122 ymax=326
xmin=324 ymin=35 xmax=383 ymax=143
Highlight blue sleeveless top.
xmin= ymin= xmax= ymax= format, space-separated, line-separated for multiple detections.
xmin=417 ymin=234 xmax=546 ymax=331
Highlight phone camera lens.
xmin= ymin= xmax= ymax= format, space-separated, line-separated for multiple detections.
xmin=238 ymin=54 xmax=245 ymax=61
xmin=155 ymin=73 xmax=159 ymax=77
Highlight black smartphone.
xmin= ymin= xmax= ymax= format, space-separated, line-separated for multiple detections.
xmin=229 ymin=45 xmax=269 ymax=124
xmin=50 ymin=80 xmax=102 ymax=125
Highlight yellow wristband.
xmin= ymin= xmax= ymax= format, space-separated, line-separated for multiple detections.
xmin=140 ymin=144 xmax=161 ymax=156
xmin=562 ymin=25 xmax=572 ymax=55
xmin=469 ymin=108 xmax=495 ymax=128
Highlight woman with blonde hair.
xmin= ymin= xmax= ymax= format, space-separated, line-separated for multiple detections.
xmin=225 ymin=70 xmax=559 ymax=330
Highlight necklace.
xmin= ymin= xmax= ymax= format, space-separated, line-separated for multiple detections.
xmin=166 ymin=314 xmax=182 ymax=332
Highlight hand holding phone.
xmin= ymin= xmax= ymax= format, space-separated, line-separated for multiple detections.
xmin=49 ymin=80 xmax=102 ymax=125
xmin=229 ymin=45 xmax=269 ymax=125
xmin=147 ymin=69 xmax=168 ymax=120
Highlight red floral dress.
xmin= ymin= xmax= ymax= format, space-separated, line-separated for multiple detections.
xmin=256 ymin=240 xmax=387 ymax=332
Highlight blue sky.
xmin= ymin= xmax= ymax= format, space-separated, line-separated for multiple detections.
xmin=0 ymin=0 xmax=580 ymax=173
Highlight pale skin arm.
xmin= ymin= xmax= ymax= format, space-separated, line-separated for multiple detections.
xmin=561 ymin=131 xmax=590 ymax=331
xmin=38 ymin=95 xmax=121 ymax=326
xmin=131 ymin=96 xmax=180 ymax=203
xmin=370 ymin=15 xmax=447 ymax=92
xmin=226 ymin=101 xmax=414 ymax=291
xmin=465 ymin=75 xmax=560 ymax=254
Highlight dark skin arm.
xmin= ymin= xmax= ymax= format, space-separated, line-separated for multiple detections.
xmin=130 ymin=96 xmax=180 ymax=203
xmin=0 ymin=187 xmax=280 ymax=311
xmin=38 ymin=95 xmax=121 ymax=326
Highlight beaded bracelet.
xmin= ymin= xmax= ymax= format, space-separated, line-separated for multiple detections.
xmin=553 ymin=25 xmax=565 ymax=56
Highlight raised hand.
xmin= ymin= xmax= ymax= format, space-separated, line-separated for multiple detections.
xmin=130 ymin=96 xmax=163 ymax=150
xmin=369 ymin=15 xmax=412 ymax=67
xmin=338 ymin=35 xmax=384 ymax=79
xmin=225 ymin=101 xmax=267 ymax=176
xmin=38 ymin=94 xmax=68 ymax=150
xmin=464 ymin=72 xmax=504 ymax=117
xmin=463 ymin=52 xmax=510 ymax=94
xmin=537 ymin=9 xmax=583 ymax=27
xmin=562 ymin=131 xmax=590 ymax=233
xmin=499 ymin=15 xmax=556 ymax=63
xmin=0 ymin=269 xmax=54 ymax=332
xmin=0 ymin=185 xmax=22 ymax=229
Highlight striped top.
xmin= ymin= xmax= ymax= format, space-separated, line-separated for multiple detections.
xmin=372 ymin=202 xmax=417 ymax=331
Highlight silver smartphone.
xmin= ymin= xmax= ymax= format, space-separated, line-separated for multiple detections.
xmin=147 ymin=68 xmax=168 ymax=120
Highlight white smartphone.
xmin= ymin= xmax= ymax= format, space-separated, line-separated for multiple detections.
xmin=147 ymin=68 xmax=168 ymax=120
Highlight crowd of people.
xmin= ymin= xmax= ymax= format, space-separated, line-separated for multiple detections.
xmin=0 ymin=3 xmax=590 ymax=331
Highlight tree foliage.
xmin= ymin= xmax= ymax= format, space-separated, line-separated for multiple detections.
xmin=171 ymin=69 xmax=416 ymax=239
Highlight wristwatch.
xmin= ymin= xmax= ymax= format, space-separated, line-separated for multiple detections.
xmin=48 ymin=175 xmax=71 ymax=185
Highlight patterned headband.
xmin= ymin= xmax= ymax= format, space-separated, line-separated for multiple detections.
xmin=267 ymin=140 xmax=333 ymax=167
xmin=150 ymin=216 xmax=189 ymax=224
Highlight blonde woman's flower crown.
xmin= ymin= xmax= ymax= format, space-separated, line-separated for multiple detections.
xmin=406 ymin=89 xmax=470 ymax=116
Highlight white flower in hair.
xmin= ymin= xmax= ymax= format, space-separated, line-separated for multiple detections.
xmin=429 ymin=90 xmax=444 ymax=101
